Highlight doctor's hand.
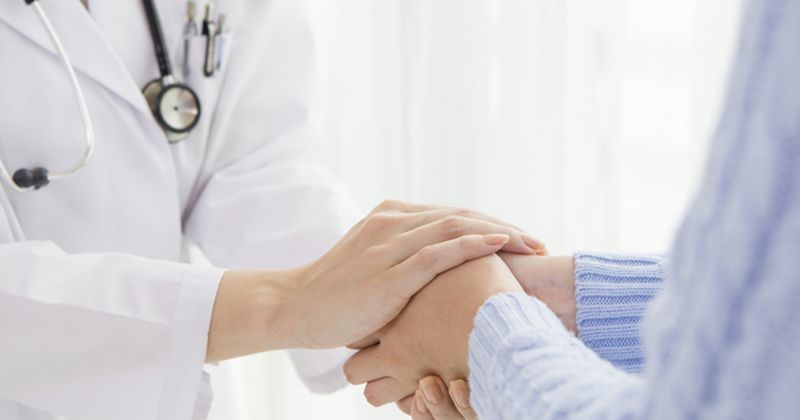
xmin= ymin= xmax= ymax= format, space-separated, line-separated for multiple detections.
xmin=343 ymin=255 xmax=524 ymax=409
xmin=206 ymin=200 xmax=543 ymax=361
xmin=278 ymin=201 xmax=545 ymax=350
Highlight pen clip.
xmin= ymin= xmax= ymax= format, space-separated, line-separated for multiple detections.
xmin=181 ymin=0 xmax=199 ymax=78
xmin=202 ymin=3 xmax=218 ymax=77
xmin=184 ymin=1 xmax=198 ymax=34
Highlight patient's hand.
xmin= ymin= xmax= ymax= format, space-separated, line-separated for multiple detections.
xmin=499 ymin=253 xmax=577 ymax=332
xmin=402 ymin=254 xmax=576 ymax=418
xmin=344 ymin=255 xmax=523 ymax=405
xmin=344 ymin=253 xmax=577 ymax=416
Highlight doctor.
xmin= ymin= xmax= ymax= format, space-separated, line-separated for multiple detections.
xmin=0 ymin=1 xmax=546 ymax=419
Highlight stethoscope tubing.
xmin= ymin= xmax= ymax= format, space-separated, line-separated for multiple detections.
xmin=0 ymin=0 xmax=95 ymax=193
xmin=0 ymin=0 xmax=202 ymax=192
xmin=141 ymin=0 xmax=173 ymax=79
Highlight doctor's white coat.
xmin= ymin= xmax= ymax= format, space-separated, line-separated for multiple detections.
xmin=0 ymin=0 xmax=359 ymax=419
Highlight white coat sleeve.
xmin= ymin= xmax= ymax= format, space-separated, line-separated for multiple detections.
xmin=0 ymin=241 xmax=224 ymax=420
xmin=181 ymin=0 xmax=361 ymax=393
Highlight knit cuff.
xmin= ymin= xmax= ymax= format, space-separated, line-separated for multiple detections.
xmin=574 ymin=252 xmax=665 ymax=373
xmin=468 ymin=293 xmax=572 ymax=417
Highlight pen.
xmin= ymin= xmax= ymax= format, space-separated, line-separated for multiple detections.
xmin=201 ymin=2 xmax=217 ymax=77
xmin=215 ymin=14 xmax=229 ymax=71
xmin=181 ymin=0 xmax=198 ymax=79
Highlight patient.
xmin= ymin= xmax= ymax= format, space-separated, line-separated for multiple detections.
xmin=344 ymin=1 xmax=800 ymax=417
xmin=345 ymin=251 xmax=659 ymax=418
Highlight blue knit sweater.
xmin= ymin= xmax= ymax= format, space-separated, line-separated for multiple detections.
xmin=467 ymin=0 xmax=800 ymax=418
xmin=573 ymin=253 xmax=664 ymax=374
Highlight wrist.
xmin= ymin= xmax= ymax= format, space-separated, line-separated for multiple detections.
xmin=206 ymin=268 xmax=299 ymax=362
xmin=531 ymin=256 xmax=577 ymax=332
xmin=499 ymin=254 xmax=577 ymax=332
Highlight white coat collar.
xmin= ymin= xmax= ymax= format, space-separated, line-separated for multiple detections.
xmin=0 ymin=0 xmax=151 ymax=115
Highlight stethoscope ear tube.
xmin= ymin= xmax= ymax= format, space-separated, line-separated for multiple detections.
xmin=0 ymin=0 xmax=201 ymax=192
xmin=0 ymin=0 xmax=96 ymax=193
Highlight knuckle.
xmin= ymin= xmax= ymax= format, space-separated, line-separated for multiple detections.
xmin=415 ymin=246 xmax=439 ymax=268
xmin=457 ymin=234 xmax=478 ymax=252
xmin=378 ymin=199 xmax=403 ymax=211
xmin=363 ymin=244 xmax=387 ymax=261
xmin=440 ymin=215 xmax=466 ymax=236
xmin=363 ymin=213 xmax=395 ymax=231
xmin=454 ymin=208 xmax=474 ymax=218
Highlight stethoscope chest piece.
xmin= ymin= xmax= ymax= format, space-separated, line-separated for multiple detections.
xmin=143 ymin=78 xmax=201 ymax=143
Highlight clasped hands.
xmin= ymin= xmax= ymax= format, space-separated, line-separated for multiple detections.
xmin=209 ymin=199 xmax=565 ymax=418
xmin=207 ymin=200 xmax=548 ymax=362
xmin=344 ymin=252 xmax=576 ymax=419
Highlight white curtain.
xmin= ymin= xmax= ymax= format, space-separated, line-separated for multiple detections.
xmin=217 ymin=1 xmax=743 ymax=419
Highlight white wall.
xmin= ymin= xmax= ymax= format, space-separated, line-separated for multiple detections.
xmin=221 ymin=1 xmax=743 ymax=419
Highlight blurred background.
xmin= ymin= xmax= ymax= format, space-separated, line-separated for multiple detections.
xmin=212 ymin=0 xmax=742 ymax=418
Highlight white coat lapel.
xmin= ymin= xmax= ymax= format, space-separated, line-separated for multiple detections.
xmin=0 ymin=0 xmax=150 ymax=115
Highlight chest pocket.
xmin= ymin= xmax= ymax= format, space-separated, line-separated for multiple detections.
xmin=172 ymin=31 xmax=233 ymax=141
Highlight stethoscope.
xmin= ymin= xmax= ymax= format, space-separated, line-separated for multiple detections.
xmin=0 ymin=0 xmax=201 ymax=192
xmin=141 ymin=0 xmax=201 ymax=143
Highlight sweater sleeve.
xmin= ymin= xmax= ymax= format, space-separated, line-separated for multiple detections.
xmin=468 ymin=293 xmax=645 ymax=420
xmin=573 ymin=253 xmax=665 ymax=373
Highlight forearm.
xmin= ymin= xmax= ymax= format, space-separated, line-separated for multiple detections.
xmin=469 ymin=293 xmax=644 ymax=420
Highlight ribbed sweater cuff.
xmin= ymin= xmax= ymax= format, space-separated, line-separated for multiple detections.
xmin=468 ymin=293 xmax=572 ymax=417
xmin=574 ymin=252 xmax=664 ymax=373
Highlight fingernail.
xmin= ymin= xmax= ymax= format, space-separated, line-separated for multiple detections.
xmin=420 ymin=378 xmax=443 ymax=405
xmin=450 ymin=381 xmax=471 ymax=409
xmin=415 ymin=391 xmax=428 ymax=414
xmin=484 ymin=234 xmax=510 ymax=247
xmin=521 ymin=233 xmax=543 ymax=252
